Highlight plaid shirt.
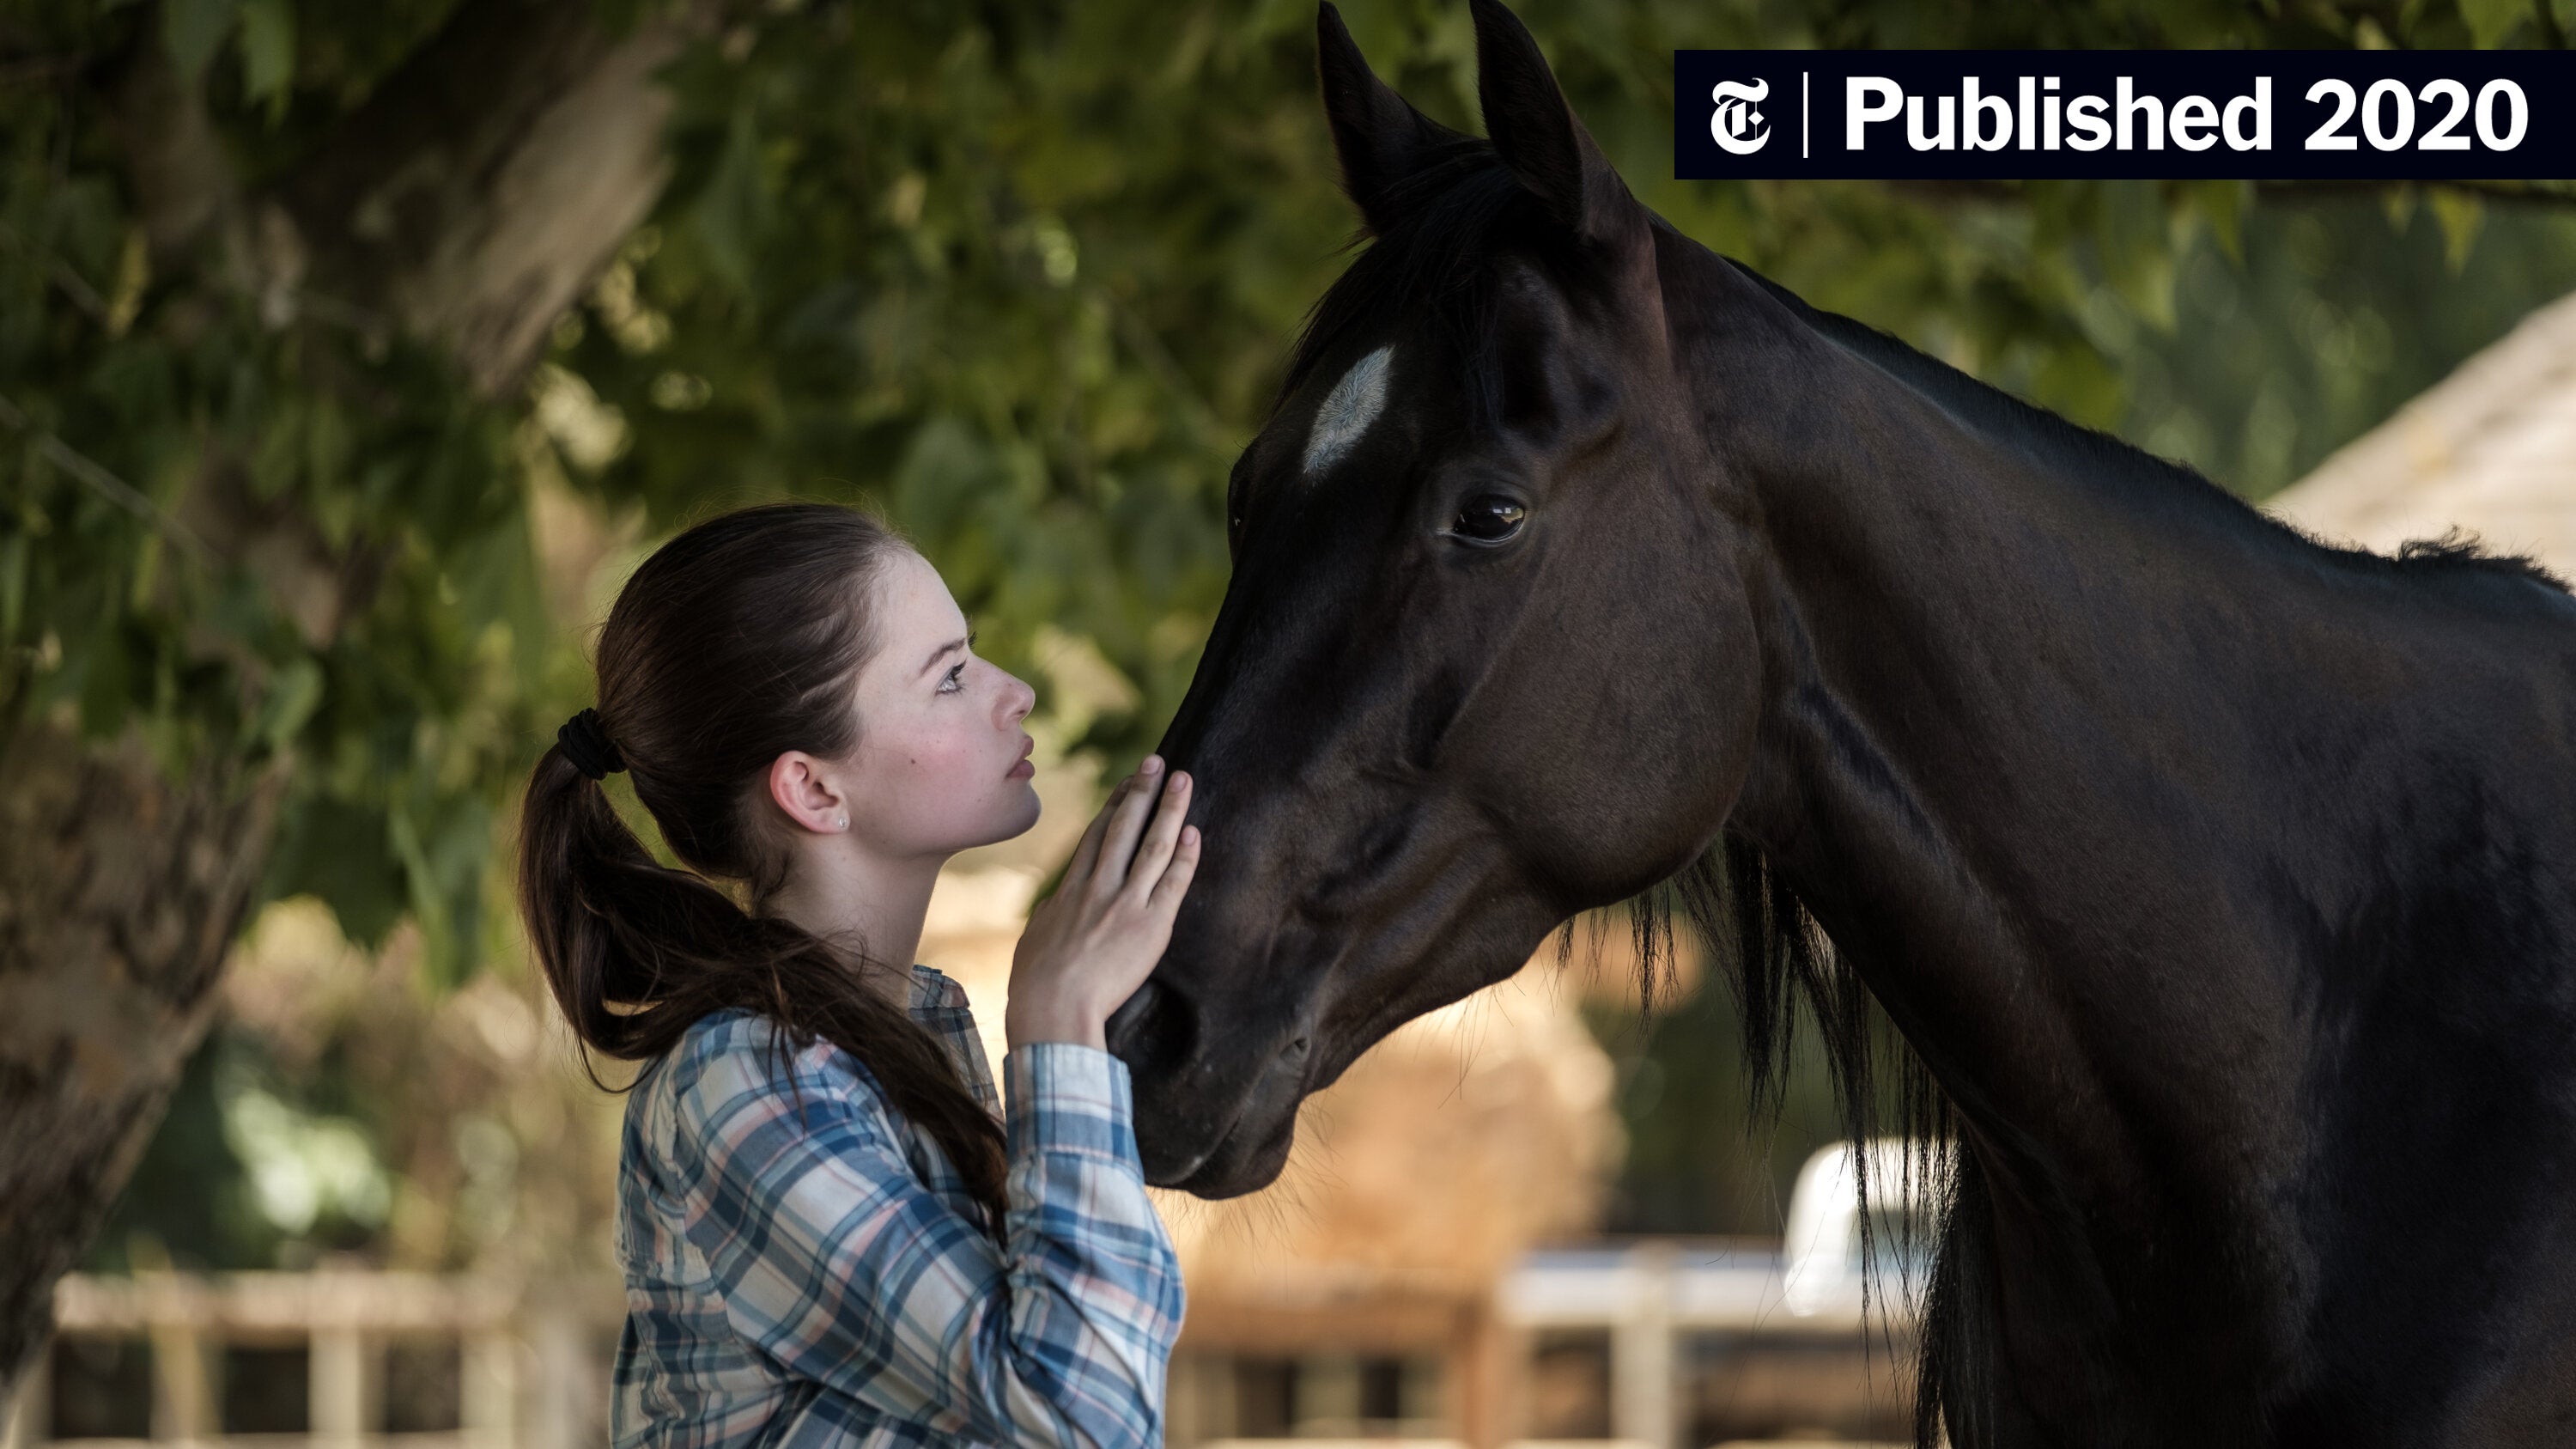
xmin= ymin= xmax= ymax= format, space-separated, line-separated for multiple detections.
xmin=611 ymin=965 xmax=1186 ymax=1448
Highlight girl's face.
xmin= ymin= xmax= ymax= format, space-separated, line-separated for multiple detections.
xmin=837 ymin=549 xmax=1041 ymax=857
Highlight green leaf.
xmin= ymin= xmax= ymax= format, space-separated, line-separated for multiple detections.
xmin=2031 ymin=343 xmax=2123 ymax=430
xmin=2096 ymin=180 xmax=2178 ymax=332
xmin=389 ymin=789 xmax=490 ymax=990
xmin=2457 ymin=0 xmax=2527 ymax=46
xmin=2193 ymin=179 xmax=2250 ymax=267
xmin=248 ymin=397 xmax=303 ymax=501
xmin=2428 ymin=190 xmax=2483 ymax=272
xmin=0 ymin=531 xmax=27 ymax=646
xmin=76 ymin=621 xmax=135 ymax=739
xmin=691 ymin=107 xmax=768 ymax=297
xmin=2381 ymin=182 xmax=2420 ymax=234
xmin=162 ymin=0 xmax=241 ymax=85
xmin=303 ymin=395 xmax=349 ymax=494
xmin=238 ymin=0 xmax=297 ymax=119
xmin=263 ymin=796 xmax=404 ymax=947
xmin=254 ymin=656 xmax=325 ymax=754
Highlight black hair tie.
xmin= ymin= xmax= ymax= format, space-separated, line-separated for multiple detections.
xmin=557 ymin=707 xmax=626 ymax=781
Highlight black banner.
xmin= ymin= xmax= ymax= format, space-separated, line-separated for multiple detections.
xmin=1674 ymin=52 xmax=2576 ymax=180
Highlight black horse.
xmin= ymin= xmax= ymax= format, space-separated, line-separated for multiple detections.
xmin=1104 ymin=3 xmax=2576 ymax=1442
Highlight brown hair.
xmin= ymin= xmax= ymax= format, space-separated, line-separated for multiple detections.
xmin=514 ymin=501 xmax=1007 ymax=1233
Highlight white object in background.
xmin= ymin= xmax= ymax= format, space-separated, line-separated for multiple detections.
xmin=1779 ymin=1137 xmax=1949 ymax=1318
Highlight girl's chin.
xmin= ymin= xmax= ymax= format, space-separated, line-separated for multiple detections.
xmin=1000 ymin=782 xmax=1044 ymax=828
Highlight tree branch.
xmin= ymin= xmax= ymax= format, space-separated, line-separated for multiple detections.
xmin=80 ymin=0 xmax=738 ymax=649
xmin=0 ymin=393 xmax=217 ymax=569
xmin=270 ymin=0 xmax=727 ymax=394
xmin=104 ymin=25 xmax=238 ymax=267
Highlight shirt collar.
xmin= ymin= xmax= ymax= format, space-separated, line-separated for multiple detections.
xmin=906 ymin=962 xmax=969 ymax=1019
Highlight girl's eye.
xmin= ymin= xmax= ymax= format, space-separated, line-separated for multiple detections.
xmin=939 ymin=661 xmax=966 ymax=694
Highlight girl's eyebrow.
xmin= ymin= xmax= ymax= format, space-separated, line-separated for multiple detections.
xmin=915 ymin=629 xmax=978 ymax=679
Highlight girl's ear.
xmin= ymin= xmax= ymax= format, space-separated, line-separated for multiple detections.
xmin=768 ymin=751 xmax=851 ymax=834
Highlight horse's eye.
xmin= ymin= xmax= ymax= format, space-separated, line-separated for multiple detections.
xmin=1451 ymin=496 xmax=1526 ymax=544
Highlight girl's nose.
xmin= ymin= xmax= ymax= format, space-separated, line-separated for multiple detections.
xmin=999 ymin=671 xmax=1036 ymax=723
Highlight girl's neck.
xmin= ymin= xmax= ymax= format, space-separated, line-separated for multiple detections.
xmin=767 ymin=843 xmax=945 ymax=1012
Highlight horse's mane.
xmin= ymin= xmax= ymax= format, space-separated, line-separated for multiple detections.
xmin=1722 ymin=253 xmax=2570 ymax=598
xmin=1579 ymin=841 xmax=1968 ymax=1440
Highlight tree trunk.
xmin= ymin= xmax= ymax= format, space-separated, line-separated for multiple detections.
xmin=0 ymin=713 xmax=290 ymax=1397
xmin=271 ymin=0 xmax=696 ymax=393
xmin=0 ymin=0 xmax=719 ymax=1396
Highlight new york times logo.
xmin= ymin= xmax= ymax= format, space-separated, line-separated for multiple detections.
xmin=1710 ymin=78 xmax=1771 ymax=155
xmin=1676 ymin=52 xmax=2573 ymax=180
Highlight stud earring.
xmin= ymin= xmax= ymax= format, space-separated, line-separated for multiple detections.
xmin=835 ymin=813 xmax=848 ymax=830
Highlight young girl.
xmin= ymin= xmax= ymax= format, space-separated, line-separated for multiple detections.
xmin=515 ymin=501 xmax=1199 ymax=1447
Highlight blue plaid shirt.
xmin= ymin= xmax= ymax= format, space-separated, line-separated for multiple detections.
xmin=611 ymin=965 xmax=1186 ymax=1447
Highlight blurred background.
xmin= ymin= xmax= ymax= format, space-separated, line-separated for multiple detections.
xmin=4 ymin=0 xmax=2574 ymax=1446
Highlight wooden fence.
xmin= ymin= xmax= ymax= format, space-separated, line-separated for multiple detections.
xmin=8 ymin=1247 xmax=1912 ymax=1448
xmin=6 ymin=1270 xmax=620 ymax=1449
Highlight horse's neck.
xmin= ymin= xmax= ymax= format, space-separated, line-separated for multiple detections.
xmin=1666 ymin=243 xmax=2576 ymax=1428
xmin=1680 ymin=277 xmax=2360 ymax=1232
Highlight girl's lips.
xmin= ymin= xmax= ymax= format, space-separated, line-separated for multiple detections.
xmin=1007 ymin=758 xmax=1035 ymax=779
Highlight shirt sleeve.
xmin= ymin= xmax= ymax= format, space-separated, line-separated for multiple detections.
xmin=661 ymin=1027 xmax=1187 ymax=1449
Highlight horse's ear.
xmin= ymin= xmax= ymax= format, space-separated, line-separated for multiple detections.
xmin=1468 ymin=0 xmax=1643 ymax=251
xmin=1318 ymin=2 xmax=1465 ymax=236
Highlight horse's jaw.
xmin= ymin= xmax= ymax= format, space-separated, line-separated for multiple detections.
xmin=1112 ymin=868 xmax=1574 ymax=1198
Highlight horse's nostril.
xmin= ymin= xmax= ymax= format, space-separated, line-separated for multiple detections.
xmin=1283 ymin=1035 xmax=1311 ymax=1063
xmin=1103 ymin=980 xmax=1157 ymax=1056
xmin=1104 ymin=977 xmax=1194 ymax=1075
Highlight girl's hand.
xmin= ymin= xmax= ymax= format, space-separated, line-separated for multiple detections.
xmin=1005 ymin=755 xmax=1201 ymax=1050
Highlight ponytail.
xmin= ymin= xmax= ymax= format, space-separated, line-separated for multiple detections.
xmin=514 ymin=503 xmax=1009 ymax=1236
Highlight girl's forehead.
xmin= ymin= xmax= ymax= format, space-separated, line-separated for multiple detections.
xmin=847 ymin=553 xmax=957 ymax=695
xmin=878 ymin=550 xmax=957 ymax=623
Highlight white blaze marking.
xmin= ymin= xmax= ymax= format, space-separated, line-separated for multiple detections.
xmin=1300 ymin=345 xmax=1393 ymax=478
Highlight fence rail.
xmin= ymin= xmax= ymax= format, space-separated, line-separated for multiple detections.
xmin=7 ymin=1271 xmax=620 ymax=1449
xmin=9 ymin=1248 xmax=1917 ymax=1449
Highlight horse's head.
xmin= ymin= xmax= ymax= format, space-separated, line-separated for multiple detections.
xmin=1110 ymin=0 xmax=1766 ymax=1196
